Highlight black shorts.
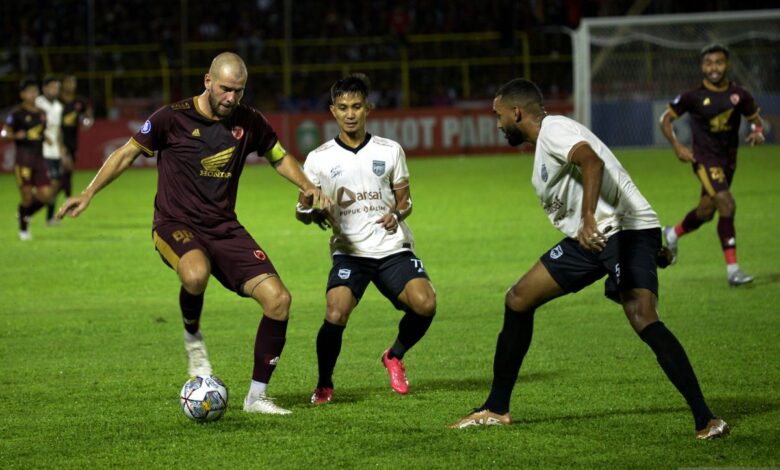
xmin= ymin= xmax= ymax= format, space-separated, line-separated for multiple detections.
xmin=45 ymin=159 xmax=63 ymax=181
xmin=540 ymin=228 xmax=661 ymax=303
xmin=327 ymin=251 xmax=430 ymax=310
xmin=152 ymin=219 xmax=278 ymax=296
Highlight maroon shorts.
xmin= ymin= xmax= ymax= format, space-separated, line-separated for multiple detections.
xmin=692 ymin=160 xmax=735 ymax=197
xmin=152 ymin=219 xmax=278 ymax=296
xmin=15 ymin=149 xmax=51 ymax=188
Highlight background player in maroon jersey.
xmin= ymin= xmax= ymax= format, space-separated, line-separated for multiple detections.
xmin=59 ymin=74 xmax=93 ymax=200
xmin=2 ymin=77 xmax=53 ymax=241
xmin=659 ymin=44 xmax=765 ymax=286
xmin=58 ymin=52 xmax=329 ymax=415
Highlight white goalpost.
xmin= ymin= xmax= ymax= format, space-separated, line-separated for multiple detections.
xmin=572 ymin=9 xmax=780 ymax=147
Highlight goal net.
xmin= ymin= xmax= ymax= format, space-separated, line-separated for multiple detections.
xmin=572 ymin=9 xmax=780 ymax=147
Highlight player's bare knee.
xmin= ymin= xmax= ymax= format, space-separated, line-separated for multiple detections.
xmin=324 ymin=307 xmax=350 ymax=326
xmin=505 ymin=286 xmax=530 ymax=312
xmin=264 ymin=288 xmax=291 ymax=318
xmin=408 ymin=292 xmax=436 ymax=317
xmin=621 ymin=296 xmax=658 ymax=332
xmin=179 ymin=266 xmax=209 ymax=295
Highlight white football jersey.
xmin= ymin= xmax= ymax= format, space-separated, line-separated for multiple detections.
xmin=532 ymin=115 xmax=659 ymax=239
xmin=304 ymin=134 xmax=414 ymax=258
xmin=35 ymin=96 xmax=64 ymax=160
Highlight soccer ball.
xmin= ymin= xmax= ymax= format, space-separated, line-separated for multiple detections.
xmin=179 ymin=375 xmax=228 ymax=422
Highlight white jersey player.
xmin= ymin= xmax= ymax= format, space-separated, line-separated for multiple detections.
xmin=35 ymin=75 xmax=67 ymax=224
xmin=35 ymin=78 xmax=65 ymax=165
xmin=451 ymin=78 xmax=728 ymax=442
xmin=297 ymin=74 xmax=437 ymax=405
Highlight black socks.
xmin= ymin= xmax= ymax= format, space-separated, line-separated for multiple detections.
xmin=388 ymin=309 xmax=434 ymax=360
xmin=316 ymin=320 xmax=346 ymax=388
xmin=639 ymin=321 xmax=714 ymax=430
xmin=482 ymin=305 xmax=535 ymax=414
xmin=179 ymin=287 xmax=204 ymax=334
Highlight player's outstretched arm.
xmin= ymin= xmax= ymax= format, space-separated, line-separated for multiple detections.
xmin=660 ymin=110 xmax=693 ymax=162
xmin=57 ymin=140 xmax=142 ymax=219
xmin=271 ymin=153 xmax=332 ymax=210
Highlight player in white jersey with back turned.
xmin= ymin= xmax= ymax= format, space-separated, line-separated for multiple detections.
xmin=449 ymin=78 xmax=728 ymax=440
xmin=297 ymin=74 xmax=436 ymax=404
xmin=35 ymin=75 xmax=69 ymax=225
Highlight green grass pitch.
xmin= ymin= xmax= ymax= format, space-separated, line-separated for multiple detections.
xmin=2 ymin=146 xmax=779 ymax=468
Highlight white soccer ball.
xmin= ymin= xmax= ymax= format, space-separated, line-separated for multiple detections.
xmin=179 ymin=375 xmax=228 ymax=422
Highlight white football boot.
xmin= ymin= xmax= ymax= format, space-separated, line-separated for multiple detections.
xmin=243 ymin=392 xmax=292 ymax=415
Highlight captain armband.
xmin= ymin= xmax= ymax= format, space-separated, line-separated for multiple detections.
xmin=265 ymin=141 xmax=287 ymax=164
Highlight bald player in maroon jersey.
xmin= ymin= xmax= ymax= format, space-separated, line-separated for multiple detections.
xmin=660 ymin=43 xmax=765 ymax=286
xmin=58 ymin=52 xmax=330 ymax=415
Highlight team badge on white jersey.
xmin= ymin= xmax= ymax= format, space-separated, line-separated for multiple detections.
xmin=372 ymin=160 xmax=386 ymax=176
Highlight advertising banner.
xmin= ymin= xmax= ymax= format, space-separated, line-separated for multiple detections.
xmin=1 ymin=103 xmax=571 ymax=173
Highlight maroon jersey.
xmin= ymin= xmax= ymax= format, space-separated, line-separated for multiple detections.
xmin=130 ymin=97 xmax=279 ymax=230
xmin=4 ymin=106 xmax=46 ymax=158
xmin=61 ymin=97 xmax=89 ymax=154
xmin=667 ymin=81 xmax=759 ymax=165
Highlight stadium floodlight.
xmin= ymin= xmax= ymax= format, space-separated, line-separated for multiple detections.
xmin=572 ymin=9 xmax=780 ymax=147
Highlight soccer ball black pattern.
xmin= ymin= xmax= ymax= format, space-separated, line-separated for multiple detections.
xmin=179 ymin=375 xmax=228 ymax=422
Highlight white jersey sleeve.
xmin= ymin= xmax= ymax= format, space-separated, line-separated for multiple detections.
xmin=303 ymin=149 xmax=321 ymax=188
xmin=391 ymin=145 xmax=410 ymax=186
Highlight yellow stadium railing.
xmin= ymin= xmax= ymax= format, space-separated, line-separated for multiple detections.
xmin=2 ymin=31 xmax=571 ymax=113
